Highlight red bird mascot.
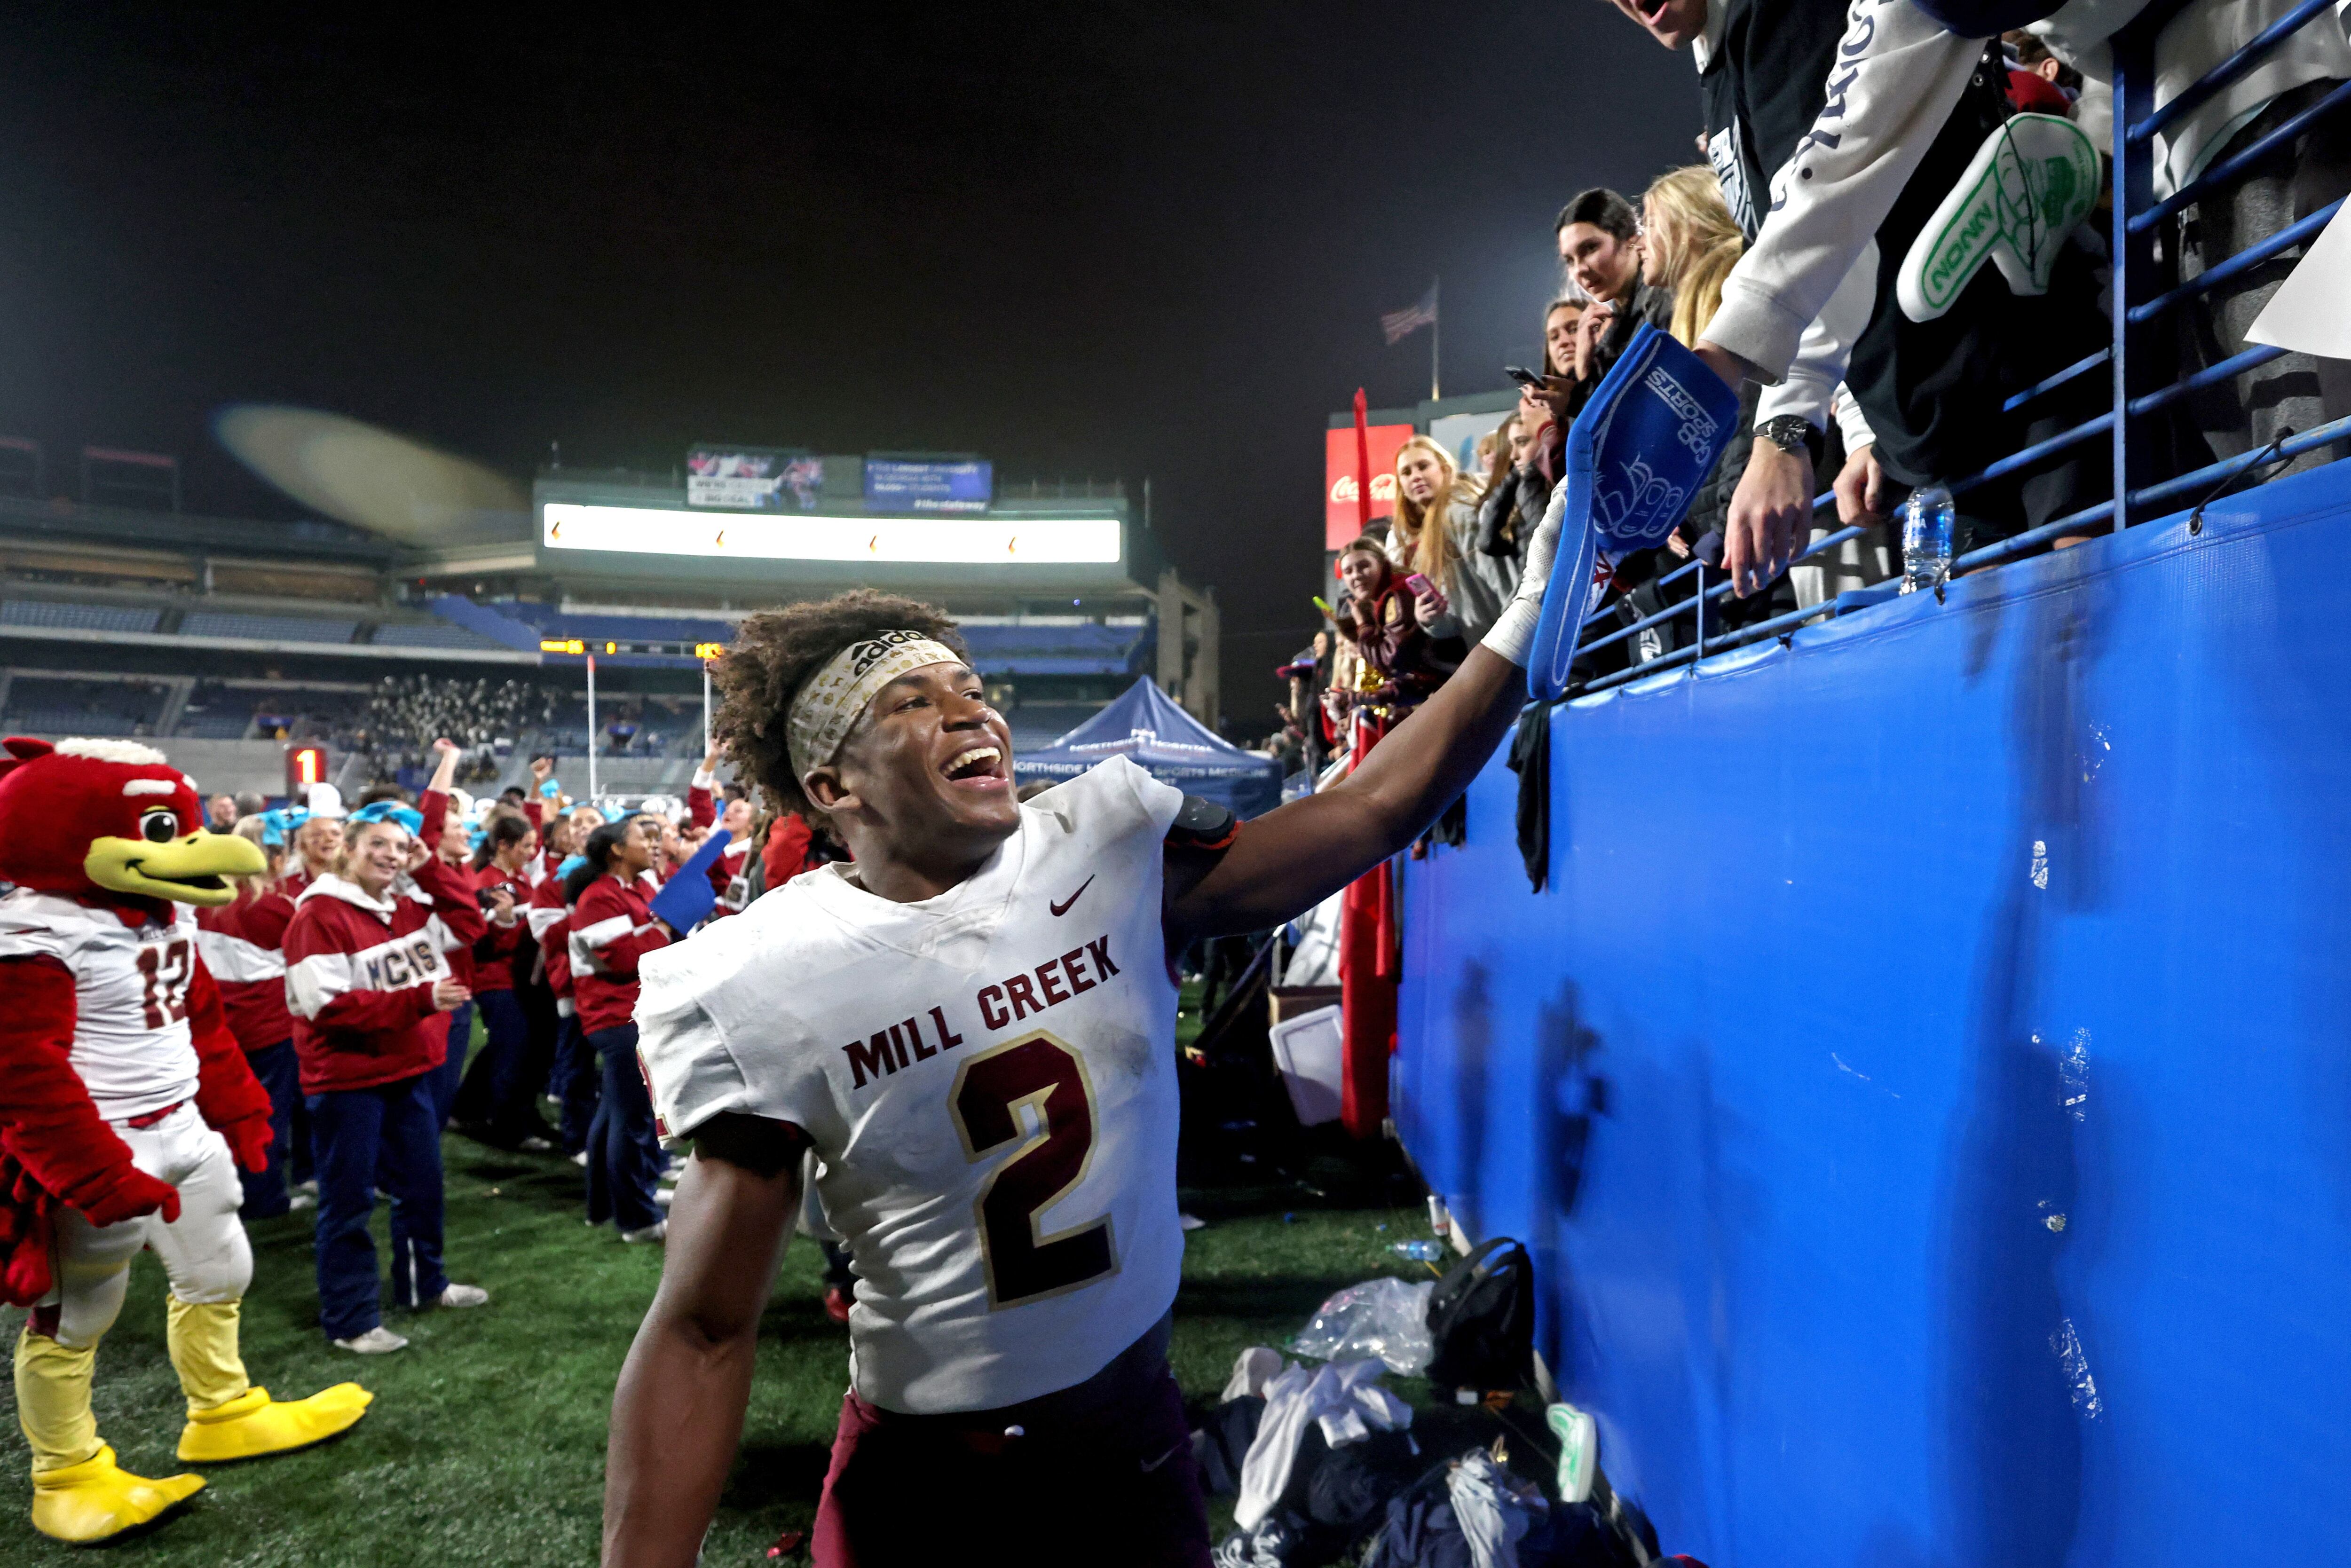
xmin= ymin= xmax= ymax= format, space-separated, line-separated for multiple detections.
xmin=0 ymin=737 xmax=371 ymax=1543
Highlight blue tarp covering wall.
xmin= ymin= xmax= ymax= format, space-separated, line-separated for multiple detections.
xmin=1392 ymin=461 xmax=2351 ymax=1566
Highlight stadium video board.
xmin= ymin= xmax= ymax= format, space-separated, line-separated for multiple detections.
xmin=684 ymin=447 xmax=824 ymax=512
xmin=539 ymin=502 xmax=1118 ymax=564
xmin=864 ymin=457 xmax=992 ymax=513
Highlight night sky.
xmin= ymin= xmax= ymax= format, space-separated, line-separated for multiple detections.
xmin=0 ymin=4 xmax=1701 ymax=729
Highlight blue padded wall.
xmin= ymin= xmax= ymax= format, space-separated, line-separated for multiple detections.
xmin=1392 ymin=461 xmax=2351 ymax=1567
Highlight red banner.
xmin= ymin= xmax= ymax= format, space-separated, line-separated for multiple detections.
xmin=1324 ymin=423 xmax=1412 ymax=550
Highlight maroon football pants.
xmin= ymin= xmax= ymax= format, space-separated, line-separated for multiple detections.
xmin=812 ymin=1355 xmax=1209 ymax=1568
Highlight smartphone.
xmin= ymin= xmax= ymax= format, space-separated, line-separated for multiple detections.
xmin=1505 ymin=364 xmax=1546 ymax=387
xmin=1404 ymin=573 xmax=1433 ymax=594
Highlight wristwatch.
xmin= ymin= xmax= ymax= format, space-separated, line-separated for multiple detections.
xmin=1755 ymin=416 xmax=1819 ymax=458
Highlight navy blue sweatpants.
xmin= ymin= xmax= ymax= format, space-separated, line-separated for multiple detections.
xmin=584 ymin=1024 xmax=664 ymax=1234
xmin=238 ymin=1038 xmax=299 ymax=1220
xmin=551 ymin=1013 xmax=600 ymax=1156
xmin=309 ymin=1072 xmax=446 ymax=1340
xmin=426 ymin=1001 xmax=474 ymax=1130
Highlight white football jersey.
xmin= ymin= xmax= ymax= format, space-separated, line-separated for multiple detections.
xmin=0 ymin=889 xmax=203 ymax=1120
xmin=639 ymin=756 xmax=1187 ymax=1415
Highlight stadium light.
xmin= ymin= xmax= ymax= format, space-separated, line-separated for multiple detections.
xmin=539 ymin=503 xmax=1120 ymax=564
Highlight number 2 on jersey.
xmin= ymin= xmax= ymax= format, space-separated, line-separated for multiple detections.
xmin=949 ymin=1032 xmax=1117 ymax=1308
xmin=135 ymin=938 xmax=193 ymax=1030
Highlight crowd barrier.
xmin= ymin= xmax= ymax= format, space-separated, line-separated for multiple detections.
xmin=1395 ymin=446 xmax=2351 ymax=1561
xmin=1393 ymin=14 xmax=2349 ymax=1555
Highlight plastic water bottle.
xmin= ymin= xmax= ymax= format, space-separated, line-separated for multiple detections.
xmin=1900 ymin=484 xmax=1954 ymax=595
xmin=1389 ymin=1239 xmax=1445 ymax=1263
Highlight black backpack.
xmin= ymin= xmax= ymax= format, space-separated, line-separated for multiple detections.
xmin=1423 ymin=1237 xmax=1535 ymax=1395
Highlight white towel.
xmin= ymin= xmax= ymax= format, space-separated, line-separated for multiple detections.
xmin=1233 ymin=1359 xmax=1413 ymax=1529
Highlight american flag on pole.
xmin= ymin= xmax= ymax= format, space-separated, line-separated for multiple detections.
xmin=1380 ymin=279 xmax=1439 ymax=345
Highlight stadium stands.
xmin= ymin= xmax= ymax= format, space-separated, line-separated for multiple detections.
xmin=178 ymin=610 xmax=360 ymax=643
xmin=0 ymin=462 xmax=1207 ymax=793
xmin=1 ymin=599 xmax=163 ymax=635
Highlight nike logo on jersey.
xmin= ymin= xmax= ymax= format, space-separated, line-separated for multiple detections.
xmin=1048 ymin=875 xmax=1095 ymax=917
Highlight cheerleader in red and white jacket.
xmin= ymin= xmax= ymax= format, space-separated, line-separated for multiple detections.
xmin=191 ymin=816 xmax=301 ymax=1219
xmin=282 ymin=742 xmax=489 ymax=1354
xmin=446 ymin=811 xmax=550 ymax=1148
xmin=569 ymin=818 xmax=670 ymax=1241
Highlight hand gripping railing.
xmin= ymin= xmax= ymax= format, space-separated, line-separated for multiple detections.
xmin=1565 ymin=0 xmax=2348 ymax=689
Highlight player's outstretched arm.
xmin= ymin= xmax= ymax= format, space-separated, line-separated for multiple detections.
xmin=1168 ymin=473 xmax=1573 ymax=940
xmin=1168 ymin=642 xmax=1527 ymax=939
xmin=604 ymin=1114 xmax=804 ymax=1568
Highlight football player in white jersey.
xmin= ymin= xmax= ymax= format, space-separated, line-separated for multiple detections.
xmin=606 ymin=498 xmax=1564 ymax=1568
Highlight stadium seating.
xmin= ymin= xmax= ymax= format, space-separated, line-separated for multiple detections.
xmin=1 ymin=677 xmax=167 ymax=738
xmin=179 ymin=611 xmax=360 ymax=643
xmin=371 ymin=622 xmax=514 ymax=651
xmin=0 ymin=599 xmax=163 ymax=635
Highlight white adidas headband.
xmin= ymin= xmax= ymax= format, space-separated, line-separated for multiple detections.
xmin=786 ymin=631 xmax=965 ymax=783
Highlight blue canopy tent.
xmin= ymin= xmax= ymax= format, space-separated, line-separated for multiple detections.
xmin=1015 ymin=678 xmax=1283 ymax=819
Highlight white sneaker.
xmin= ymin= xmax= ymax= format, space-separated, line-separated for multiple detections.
xmin=437 ymin=1284 xmax=489 ymax=1308
xmin=518 ymin=1136 xmax=553 ymax=1153
xmin=287 ymin=1194 xmax=316 ymax=1213
xmin=334 ymin=1326 xmax=409 ymax=1354
xmin=1178 ymin=1212 xmax=1207 ymax=1232
xmin=294 ymin=1179 xmax=319 ymax=1196
xmin=653 ymin=1187 xmax=674 ymax=1207
xmin=570 ymin=1150 xmax=589 ymax=1168
xmin=620 ymin=1221 xmax=667 ymax=1244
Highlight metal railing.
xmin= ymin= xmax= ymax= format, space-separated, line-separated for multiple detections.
xmin=1568 ymin=2 xmax=2347 ymax=697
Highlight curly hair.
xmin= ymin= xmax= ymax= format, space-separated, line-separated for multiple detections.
xmin=712 ymin=590 xmax=967 ymax=822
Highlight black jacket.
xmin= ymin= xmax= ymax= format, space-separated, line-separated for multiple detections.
xmin=1475 ymin=464 xmax=1550 ymax=562
xmin=1700 ymin=0 xmax=1848 ymax=240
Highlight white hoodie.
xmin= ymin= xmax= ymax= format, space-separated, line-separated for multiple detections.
xmin=1702 ymin=0 xmax=2351 ymax=385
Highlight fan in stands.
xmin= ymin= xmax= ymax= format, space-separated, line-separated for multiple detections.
xmin=0 ymin=736 xmax=372 ymax=1544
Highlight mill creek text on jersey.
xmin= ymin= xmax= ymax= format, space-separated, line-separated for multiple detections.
xmin=840 ymin=932 xmax=1122 ymax=1090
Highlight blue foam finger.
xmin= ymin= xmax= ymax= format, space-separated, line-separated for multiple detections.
xmin=648 ymin=827 xmax=731 ymax=934
xmin=1525 ymin=324 xmax=1744 ymax=701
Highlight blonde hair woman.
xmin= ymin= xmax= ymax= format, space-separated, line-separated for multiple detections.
xmin=1640 ymin=165 xmax=1744 ymax=348
xmin=1386 ymin=434 xmax=1515 ymax=646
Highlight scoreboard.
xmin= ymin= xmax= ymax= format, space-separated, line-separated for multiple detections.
xmin=539 ymin=637 xmax=728 ymax=660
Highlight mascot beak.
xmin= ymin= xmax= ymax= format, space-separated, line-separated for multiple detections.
xmin=85 ymin=830 xmax=266 ymax=907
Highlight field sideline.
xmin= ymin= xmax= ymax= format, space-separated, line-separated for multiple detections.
xmin=0 ymin=1030 xmax=1444 ymax=1562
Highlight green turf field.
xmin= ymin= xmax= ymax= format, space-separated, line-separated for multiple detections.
xmin=0 ymin=1017 xmax=1470 ymax=1563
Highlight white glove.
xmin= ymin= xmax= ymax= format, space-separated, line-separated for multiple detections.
xmin=1481 ymin=479 xmax=1569 ymax=668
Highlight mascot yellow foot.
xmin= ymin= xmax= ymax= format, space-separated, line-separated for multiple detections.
xmin=177 ymin=1383 xmax=372 ymax=1463
xmin=29 ymin=1445 xmax=204 ymax=1544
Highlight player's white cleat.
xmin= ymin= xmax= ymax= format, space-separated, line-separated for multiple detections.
xmin=436 ymin=1284 xmax=489 ymax=1308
